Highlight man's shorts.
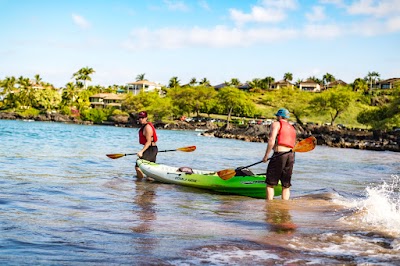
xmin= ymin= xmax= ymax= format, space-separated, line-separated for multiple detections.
xmin=135 ymin=146 xmax=158 ymax=167
xmin=265 ymin=151 xmax=295 ymax=188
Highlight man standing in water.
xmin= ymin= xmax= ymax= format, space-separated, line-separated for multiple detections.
xmin=135 ymin=111 xmax=158 ymax=179
xmin=263 ymin=108 xmax=296 ymax=200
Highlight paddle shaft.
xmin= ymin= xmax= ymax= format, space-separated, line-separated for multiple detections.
xmin=237 ymin=150 xmax=292 ymax=170
xmin=119 ymin=149 xmax=181 ymax=157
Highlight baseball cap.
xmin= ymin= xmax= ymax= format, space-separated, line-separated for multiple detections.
xmin=138 ymin=111 xmax=147 ymax=118
xmin=275 ymin=108 xmax=290 ymax=118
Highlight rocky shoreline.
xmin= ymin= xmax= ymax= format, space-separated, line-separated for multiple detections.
xmin=1 ymin=112 xmax=399 ymax=152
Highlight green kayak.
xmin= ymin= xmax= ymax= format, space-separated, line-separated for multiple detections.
xmin=136 ymin=159 xmax=282 ymax=199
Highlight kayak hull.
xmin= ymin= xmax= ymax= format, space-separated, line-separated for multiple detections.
xmin=136 ymin=159 xmax=282 ymax=199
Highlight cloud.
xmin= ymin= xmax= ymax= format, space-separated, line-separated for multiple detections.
xmin=261 ymin=0 xmax=298 ymax=9
xmin=230 ymin=0 xmax=297 ymax=25
xmin=123 ymin=25 xmax=298 ymax=50
xmin=386 ymin=16 xmax=400 ymax=32
xmin=72 ymin=14 xmax=91 ymax=29
xmin=230 ymin=6 xmax=287 ymax=25
xmin=163 ymin=0 xmax=189 ymax=11
xmin=198 ymin=0 xmax=210 ymax=11
xmin=306 ymin=6 xmax=326 ymax=22
xmin=303 ymin=24 xmax=341 ymax=39
xmin=346 ymin=0 xmax=400 ymax=17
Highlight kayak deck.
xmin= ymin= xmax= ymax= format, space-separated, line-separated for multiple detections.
xmin=137 ymin=159 xmax=282 ymax=199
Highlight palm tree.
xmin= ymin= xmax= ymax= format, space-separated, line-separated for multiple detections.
xmin=61 ymin=82 xmax=79 ymax=107
xmin=136 ymin=73 xmax=146 ymax=81
xmin=283 ymin=72 xmax=293 ymax=82
xmin=34 ymin=74 xmax=42 ymax=86
xmin=295 ymin=78 xmax=303 ymax=88
xmin=189 ymin=77 xmax=197 ymax=86
xmin=168 ymin=76 xmax=180 ymax=88
xmin=199 ymin=77 xmax=210 ymax=86
xmin=0 ymin=76 xmax=16 ymax=96
xmin=365 ymin=71 xmax=380 ymax=93
xmin=353 ymin=78 xmax=368 ymax=93
xmin=230 ymin=78 xmax=240 ymax=86
xmin=262 ymin=76 xmax=275 ymax=90
xmin=72 ymin=66 xmax=95 ymax=90
xmin=322 ymin=73 xmax=335 ymax=86
xmin=308 ymin=76 xmax=322 ymax=84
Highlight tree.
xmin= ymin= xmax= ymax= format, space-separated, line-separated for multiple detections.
xmin=72 ymin=67 xmax=95 ymax=90
xmin=262 ymin=76 xmax=275 ymax=90
xmin=136 ymin=73 xmax=146 ymax=81
xmin=216 ymin=87 xmax=255 ymax=128
xmin=365 ymin=71 xmax=380 ymax=93
xmin=34 ymin=74 xmax=42 ymax=85
xmin=61 ymin=82 xmax=79 ymax=107
xmin=199 ymin=77 xmax=210 ymax=86
xmin=352 ymin=78 xmax=368 ymax=93
xmin=310 ymin=89 xmax=354 ymax=125
xmin=229 ymin=78 xmax=240 ymax=86
xmin=123 ymin=91 xmax=172 ymax=121
xmin=322 ymin=73 xmax=335 ymax=86
xmin=189 ymin=77 xmax=197 ymax=86
xmin=168 ymin=76 xmax=180 ymax=88
xmin=357 ymin=86 xmax=400 ymax=129
xmin=272 ymin=88 xmax=314 ymax=125
xmin=283 ymin=72 xmax=293 ymax=82
xmin=308 ymin=76 xmax=322 ymax=84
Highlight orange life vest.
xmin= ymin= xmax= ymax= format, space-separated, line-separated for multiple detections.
xmin=139 ymin=122 xmax=158 ymax=145
xmin=277 ymin=120 xmax=296 ymax=148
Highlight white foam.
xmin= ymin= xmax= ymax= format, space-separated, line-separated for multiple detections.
xmin=359 ymin=174 xmax=400 ymax=235
xmin=334 ymin=174 xmax=400 ymax=236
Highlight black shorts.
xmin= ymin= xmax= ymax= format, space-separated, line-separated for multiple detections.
xmin=135 ymin=146 xmax=158 ymax=167
xmin=265 ymin=152 xmax=295 ymax=188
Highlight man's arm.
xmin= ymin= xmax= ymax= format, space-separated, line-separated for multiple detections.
xmin=138 ymin=124 xmax=153 ymax=158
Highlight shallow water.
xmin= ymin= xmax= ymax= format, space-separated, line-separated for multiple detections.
xmin=1 ymin=119 xmax=399 ymax=265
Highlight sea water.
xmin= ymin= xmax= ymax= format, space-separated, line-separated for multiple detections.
xmin=0 ymin=119 xmax=399 ymax=265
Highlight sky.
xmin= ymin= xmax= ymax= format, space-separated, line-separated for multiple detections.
xmin=1 ymin=0 xmax=399 ymax=88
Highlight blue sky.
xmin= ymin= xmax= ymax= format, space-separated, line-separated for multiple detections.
xmin=1 ymin=0 xmax=399 ymax=87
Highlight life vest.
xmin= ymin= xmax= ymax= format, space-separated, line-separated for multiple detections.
xmin=139 ymin=122 xmax=158 ymax=145
xmin=277 ymin=120 xmax=296 ymax=148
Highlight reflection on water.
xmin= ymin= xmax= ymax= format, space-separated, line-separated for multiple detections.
xmin=265 ymin=201 xmax=297 ymax=234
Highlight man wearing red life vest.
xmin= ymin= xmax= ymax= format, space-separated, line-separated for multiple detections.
xmin=262 ymin=108 xmax=296 ymax=200
xmin=135 ymin=111 xmax=158 ymax=179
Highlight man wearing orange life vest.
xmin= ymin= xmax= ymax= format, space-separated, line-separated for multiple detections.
xmin=262 ymin=108 xmax=296 ymax=200
xmin=135 ymin=111 xmax=158 ymax=179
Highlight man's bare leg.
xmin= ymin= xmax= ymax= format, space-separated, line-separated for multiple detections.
xmin=266 ymin=185 xmax=275 ymax=200
xmin=282 ymin=187 xmax=290 ymax=200
xmin=135 ymin=167 xmax=145 ymax=179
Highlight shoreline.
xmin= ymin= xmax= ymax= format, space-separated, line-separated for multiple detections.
xmin=1 ymin=112 xmax=399 ymax=152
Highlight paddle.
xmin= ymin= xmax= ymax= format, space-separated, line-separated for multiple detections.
xmin=106 ymin=145 xmax=196 ymax=159
xmin=217 ymin=136 xmax=316 ymax=180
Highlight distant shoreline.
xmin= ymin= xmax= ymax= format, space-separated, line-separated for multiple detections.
xmin=1 ymin=111 xmax=399 ymax=152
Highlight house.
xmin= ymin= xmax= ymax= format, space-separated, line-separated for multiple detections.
xmin=269 ymin=79 xmax=294 ymax=89
xmin=89 ymin=93 xmax=125 ymax=109
xmin=238 ymin=83 xmax=251 ymax=90
xmin=299 ymin=79 xmax=321 ymax=92
xmin=126 ymin=80 xmax=162 ymax=95
xmin=376 ymin=78 xmax=400 ymax=89
xmin=325 ymin=79 xmax=347 ymax=90
xmin=213 ymin=83 xmax=228 ymax=90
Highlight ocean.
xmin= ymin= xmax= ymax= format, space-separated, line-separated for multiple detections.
xmin=1 ymin=119 xmax=399 ymax=265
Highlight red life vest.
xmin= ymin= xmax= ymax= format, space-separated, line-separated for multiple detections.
xmin=139 ymin=122 xmax=158 ymax=145
xmin=277 ymin=120 xmax=296 ymax=148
